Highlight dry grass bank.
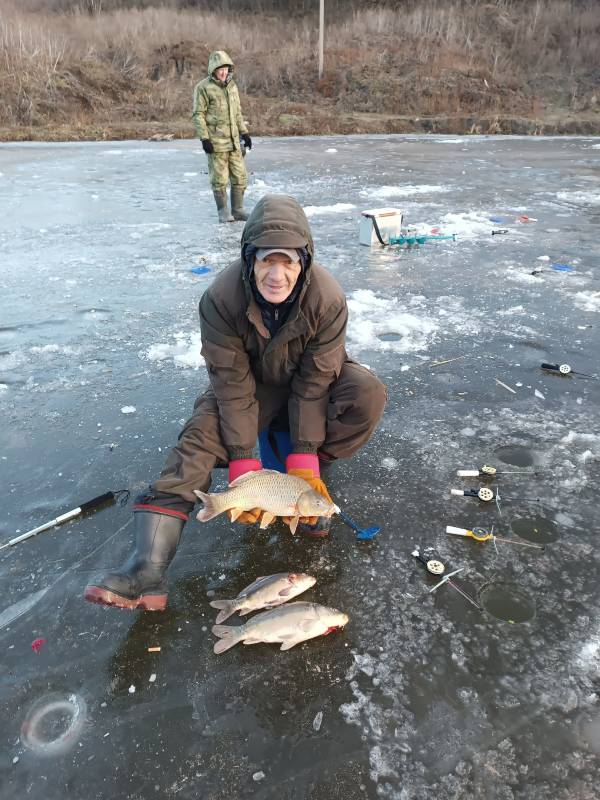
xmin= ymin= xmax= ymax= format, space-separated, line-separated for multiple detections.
xmin=1 ymin=0 xmax=599 ymax=139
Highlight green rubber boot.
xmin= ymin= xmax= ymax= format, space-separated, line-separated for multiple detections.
xmin=230 ymin=186 xmax=249 ymax=221
xmin=213 ymin=189 xmax=234 ymax=223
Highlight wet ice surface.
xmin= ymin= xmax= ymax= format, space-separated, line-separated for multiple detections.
xmin=1 ymin=135 xmax=600 ymax=799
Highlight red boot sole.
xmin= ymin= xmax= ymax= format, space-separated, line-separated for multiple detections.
xmin=83 ymin=585 xmax=167 ymax=611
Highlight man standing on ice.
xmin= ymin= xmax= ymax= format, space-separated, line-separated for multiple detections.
xmin=84 ymin=195 xmax=386 ymax=611
xmin=192 ymin=50 xmax=252 ymax=224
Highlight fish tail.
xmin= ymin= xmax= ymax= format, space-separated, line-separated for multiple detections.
xmin=212 ymin=624 xmax=243 ymax=654
xmin=194 ymin=490 xmax=221 ymax=522
xmin=209 ymin=600 xmax=237 ymax=624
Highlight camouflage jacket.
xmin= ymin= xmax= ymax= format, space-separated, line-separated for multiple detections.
xmin=192 ymin=50 xmax=248 ymax=152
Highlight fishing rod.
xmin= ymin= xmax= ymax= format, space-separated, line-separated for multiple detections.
xmin=0 ymin=489 xmax=130 ymax=552
xmin=540 ymin=362 xmax=597 ymax=380
xmin=412 ymin=547 xmax=482 ymax=610
xmin=446 ymin=525 xmax=545 ymax=551
xmin=456 ymin=464 xmax=540 ymax=478
xmin=450 ymin=486 xmax=541 ymax=505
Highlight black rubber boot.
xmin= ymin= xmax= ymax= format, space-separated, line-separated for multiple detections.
xmin=230 ymin=186 xmax=249 ymax=221
xmin=84 ymin=510 xmax=185 ymax=610
xmin=296 ymin=516 xmax=332 ymax=538
xmin=213 ymin=188 xmax=234 ymax=223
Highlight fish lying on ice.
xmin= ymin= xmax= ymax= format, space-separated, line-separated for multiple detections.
xmin=212 ymin=601 xmax=349 ymax=653
xmin=210 ymin=572 xmax=316 ymax=623
xmin=194 ymin=469 xmax=338 ymax=533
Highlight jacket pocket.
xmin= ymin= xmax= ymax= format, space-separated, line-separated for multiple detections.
xmin=201 ymin=342 xmax=236 ymax=371
xmin=312 ymin=344 xmax=345 ymax=378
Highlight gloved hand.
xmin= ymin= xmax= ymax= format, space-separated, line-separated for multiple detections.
xmin=241 ymin=133 xmax=252 ymax=150
xmin=227 ymin=458 xmax=265 ymax=524
xmin=201 ymin=138 xmax=214 ymax=154
xmin=284 ymin=453 xmax=333 ymax=527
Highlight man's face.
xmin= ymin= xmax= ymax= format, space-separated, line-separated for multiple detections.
xmin=213 ymin=66 xmax=229 ymax=82
xmin=254 ymin=252 xmax=301 ymax=304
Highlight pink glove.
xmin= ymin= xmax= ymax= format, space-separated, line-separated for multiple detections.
xmin=285 ymin=453 xmax=320 ymax=477
xmin=228 ymin=458 xmax=262 ymax=484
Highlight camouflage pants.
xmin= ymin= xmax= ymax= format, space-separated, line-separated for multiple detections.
xmin=207 ymin=149 xmax=248 ymax=191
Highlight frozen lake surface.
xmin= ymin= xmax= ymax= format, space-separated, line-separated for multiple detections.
xmin=1 ymin=135 xmax=600 ymax=799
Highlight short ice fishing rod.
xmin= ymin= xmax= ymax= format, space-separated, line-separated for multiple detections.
xmin=0 ymin=489 xmax=130 ymax=551
xmin=446 ymin=525 xmax=545 ymax=551
xmin=540 ymin=362 xmax=598 ymax=380
xmin=412 ymin=547 xmax=482 ymax=610
xmin=450 ymin=486 xmax=541 ymax=505
xmin=456 ymin=464 xmax=539 ymax=478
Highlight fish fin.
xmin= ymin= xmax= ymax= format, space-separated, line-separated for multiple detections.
xmin=212 ymin=624 xmax=241 ymax=654
xmin=300 ymin=619 xmax=317 ymax=633
xmin=278 ymin=587 xmax=294 ymax=596
xmin=195 ymin=491 xmax=221 ymax=522
xmin=238 ymin=606 xmax=253 ymax=616
xmin=229 ymin=507 xmax=244 ymax=522
xmin=259 ymin=511 xmax=276 ymax=529
xmin=289 ymin=515 xmax=300 ymax=534
xmin=242 ymin=637 xmax=262 ymax=645
xmin=227 ymin=469 xmax=281 ymax=488
xmin=280 ymin=639 xmax=301 ymax=651
xmin=210 ymin=601 xmax=236 ymax=624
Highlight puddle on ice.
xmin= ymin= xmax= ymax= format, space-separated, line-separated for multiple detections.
xmin=493 ymin=444 xmax=536 ymax=467
xmin=377 ymin=332 xmax=403 ymax=342
xmin=478 ymin=582 xmax=536 ymax=623
xmin=509 ymin=515 xmax=559 ymax=544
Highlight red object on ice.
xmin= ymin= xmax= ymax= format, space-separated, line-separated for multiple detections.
xmin=31 ymin=637 xmax=46 ymax=654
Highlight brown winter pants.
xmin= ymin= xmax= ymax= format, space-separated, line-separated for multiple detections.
xmin=152 ymin=360 xmax=386 ymax=510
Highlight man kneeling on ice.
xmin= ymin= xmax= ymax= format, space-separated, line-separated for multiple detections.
xmin=84 ymin=195 xmax=386 ymax=611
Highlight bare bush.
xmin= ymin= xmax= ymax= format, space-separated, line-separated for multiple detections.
xmin=0 ymin=0 xmax=598 ymax=132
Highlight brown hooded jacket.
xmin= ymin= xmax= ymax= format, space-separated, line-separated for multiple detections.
xmin=199 ymin=195 xmax=348 ymax=458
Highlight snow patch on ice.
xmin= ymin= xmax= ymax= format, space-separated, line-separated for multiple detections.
xmin=303 ymin=203 xmax=355 ymax=217
xmin=29 ymin=344 xmax=77 ymax=356
xmin=560 ymin=431 xmax=600 ymax=462
xmin=346 ymin=290 xmax=439 ymax=354
xmin=361 ymin=184 xmax=451 ymax=199
xmin=571 ymin=291 xmax=600 ymax=313
xmin=144 ymin=331 xmax=205 ymax=370
xmin=438 ymin=211 xmax=493 ymax=238
xmin=556 ymin=190 xmax=600 ymax=206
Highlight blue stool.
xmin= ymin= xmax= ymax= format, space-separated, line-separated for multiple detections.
xmin=258 ymin=427 xmax=293 ymax=472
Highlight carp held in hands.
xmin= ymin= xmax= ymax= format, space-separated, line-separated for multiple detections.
xmin=194 ymin=469 xmax=339 ymax=533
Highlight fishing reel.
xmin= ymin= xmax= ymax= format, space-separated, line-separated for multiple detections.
xmin=451 ymin=486 xmax=495 ymax=502
xmin=541 ymin=362 xmax=597 ymax=379
xmin=412 ymin=546 xmax=445 ymax=575
xmin=541 ymin=362 xmax=572 ymax=375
